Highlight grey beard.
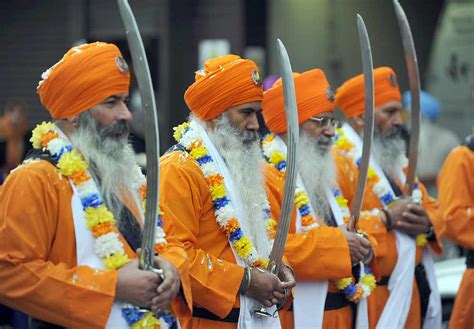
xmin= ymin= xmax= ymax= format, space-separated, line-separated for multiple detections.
xmin=373 ymin=126 xmax=406 ymax=177
xmin=297 ymin=130 xmax=336 ymax=224
xmin=68 ymin=111 xmax=139 ymax=221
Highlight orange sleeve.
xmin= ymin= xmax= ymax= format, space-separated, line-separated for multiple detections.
xmin=159 ymin=152 xmax=244 ymax=319
xmin=265 ymin=164 xmax=352 ymax=281
xmin=0 ymin=162 xmax=116 ymax=328
xmin=417 ymin=180 xmax=443 ymax=254
xmin=437 ymin=146 xmax=474 ymax=248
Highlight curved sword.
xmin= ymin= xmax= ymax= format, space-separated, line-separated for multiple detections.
xmin=348 ymin=15 xmax=375 ymax=232
xmin=117 ymin=0 xmax=162 ymax=275
xmin=393 ymin=0 xmax=421 ymax=197
xmin=254 ymin=38 xmax=299 ymax=317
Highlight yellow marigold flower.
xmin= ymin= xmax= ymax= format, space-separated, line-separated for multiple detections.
xmin=335 ymin=136 xmax=352 ymax=152
xmin=190 ymin=145 xmax=207 ymax=159
xmin=103 ymin=252 xmax=130 ymax=270
xmin=416 ymin=234 xmax=428 ymax=248
xmin=233 ymin=236 xmax=252 ymax=257
xmin=294 ymin=191 xmax=310 ymax=207
xmin=210 ymin=184 xmax=226 ymax=200
xmin=173 ymin=122 xmax=190 ymax=142
xmin=269 ymin=151 xmax=285 ymax=166
xmin=360 ymin=273 xmax=377 ymax=291
xmin=335 ymin=277 xmax=353 ymax=290
xmin=84 ymin=205 xmax=115 ymax=228
xmin=57 ymin=149 xmax=88 ymax=177
xmin=131 ymin=311 xmax=161 ymax=329
xmin=336 ymin=128 xmax=344 ymax=135
xmin=367 ymin=167 xmax=376 ymax=180
xmin=335 ymin=195 xmax=348 ymax=208
xmin=30 ymin=121 xmax=56 ymax=149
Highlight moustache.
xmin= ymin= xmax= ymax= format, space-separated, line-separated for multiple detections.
xmin=98 ymin=122 xmax=130 ymax=139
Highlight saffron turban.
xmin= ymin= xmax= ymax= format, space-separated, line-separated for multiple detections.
xmin=335 ymin=66 xmax=401 ymax=118
xmin=262 ymin=69 xmax=335 ymax=134
xmin=184 ymin=54 xmax=263 ymax=121
xmin=37 ymin=42 xmax=131 ymax=119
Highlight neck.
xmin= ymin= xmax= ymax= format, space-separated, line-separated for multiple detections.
xmin=279 ymin=132 xmax=288 ymax=144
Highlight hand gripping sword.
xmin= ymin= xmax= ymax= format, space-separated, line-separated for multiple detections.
xmin=393 ymin=0 xmax=421 ymax=199
xmin=348 ymin=15 xmax=375 ymax=233
xmin=254 ymin=39 xmax=299 ymax=317
xmin=117 ymin=0 xmax=164 ymax=277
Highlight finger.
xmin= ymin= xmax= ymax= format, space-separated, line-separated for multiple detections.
xmin=359 ymin=237 xmax=371 ymax=248
xmin=270 ymin=297 xmax=281 ymax=305
xmin=263 ymin=300 xmax=273 ymax=307
xmin=402 ymin=211 xmax=423 ymax=224
xmin=152 ymin=290 xmax=174 ymax=310
xmin=281 ymin=279 xmax=296 ymax=289
xmin=157 ymin=273 xmax=174 ymax=294
xmin=395 ymin=220 xmax=425 ymax=234
xmin=272 ymin=290 xmax=285 ymax=299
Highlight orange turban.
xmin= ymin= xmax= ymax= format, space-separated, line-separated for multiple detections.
xmin=335 ymin=66 xmax=401 ymax=118
xmin=37 ymin=42 xmax=130 ymax=119
xmin=262 ymin=69 xmax=335 ymax=134
xmin=184 ymin=54 xmax=263 ymax=121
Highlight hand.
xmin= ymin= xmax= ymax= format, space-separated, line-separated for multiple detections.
xmin=392 ymin=202 xmax=431 ymax=235
xmin=340 ymin=228 xmax=372 ymax=265
xmin=277 ymin=265 xmax=295 ymax=306
xmin=246 ymin=268 xmax=285 ymax=307
xmin=115 ymin=258 xmax=160 ymax=308
xmin=150 ymin=256 xmax=181 ymax=311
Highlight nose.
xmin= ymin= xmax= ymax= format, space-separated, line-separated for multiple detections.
xmin=392 ymin=111 xmax=403 ymax=127
xmin=117 ymin=102 xmax=133 ymax=123
xmin=247 ymin=112 xmax=260 ymax=131
xmin=323 ymin=124 xmax=336 ymax=137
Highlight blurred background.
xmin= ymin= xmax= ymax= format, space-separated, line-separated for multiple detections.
xmin=0 ymin=0 xmax=472 ymax=327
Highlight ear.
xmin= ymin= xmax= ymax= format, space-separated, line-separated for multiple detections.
xmin=66 ymin=115 xmax=80 ymax=127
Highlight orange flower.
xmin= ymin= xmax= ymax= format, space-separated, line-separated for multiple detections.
xmin=301 ymin=214 xmax=316 ymax=226
xmin=138 ymin=184 xmax=147 ymax=200
xmin=155 ymin=243 xmax=166 ymax=254
xmin=206 ymin=174 xmax=223 ymax=187
xmin=349 ymin=286 xmax=364 ymax=302
xmin=91 ymin=223 xmax=117 ymax=237
xmin=40 ymin=131 xmax=59 ymax=147
xmin=224 ymin=218 xmax=239 ymax=234
xmin=70 ymin=170 xmax=91 ymax=185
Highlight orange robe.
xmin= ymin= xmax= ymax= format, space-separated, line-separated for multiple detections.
xmin=437 ymin=145 xmax=474 ymax=329
xmin=0 ymin=160 xmax=192 ymax=328
xmin=336 ymin=151 xmax=443 ymax=329
xmin=264 ymin=150 xmax=379 ymax=329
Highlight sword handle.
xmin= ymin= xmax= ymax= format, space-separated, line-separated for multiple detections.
xmin=253 ymin=264 xmax=279 ymax=318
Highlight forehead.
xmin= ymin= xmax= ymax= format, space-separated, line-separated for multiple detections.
xmin=376 ymin=100 xmax=402 ymax=113
xmin=312 ymin=111 xmax=334 ymax=118
xmin=226 ymin=101 xmax=262 ymax=113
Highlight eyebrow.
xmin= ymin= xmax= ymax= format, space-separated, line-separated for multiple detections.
xmin=239 ymin=107 xmax=261 ymax=113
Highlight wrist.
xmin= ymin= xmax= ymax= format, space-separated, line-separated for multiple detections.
xmin=239 ymin=267 xmax=251 ymax=295
xmin=382 ymin=209 xmax=392 ymax=230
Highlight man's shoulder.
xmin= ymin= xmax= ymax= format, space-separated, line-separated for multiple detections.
xmin=160 ymin=148 xmax=205 ymax=182
xmin=2 ymin=158 xmax=62 ymax=192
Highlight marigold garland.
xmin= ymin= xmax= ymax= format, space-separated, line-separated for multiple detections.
xmin=261 ymin=133 xmax=376 ymax=303
xmin=31 ymin=122 xmax=175 ymax=328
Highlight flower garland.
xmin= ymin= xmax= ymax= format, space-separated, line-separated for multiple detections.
xmin=334 ymin=128 xmax=428 ymax=247
xmin=173 ymin=122 xmax=276 ymax=269
xmin=31 ymin=122 xmax=175 ymax=329
xmin=261 ymin=133 xmax=376 ymax=303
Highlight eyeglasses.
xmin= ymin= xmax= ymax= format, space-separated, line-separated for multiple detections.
xmin=309 ymin=116 xmax=340 ymax=129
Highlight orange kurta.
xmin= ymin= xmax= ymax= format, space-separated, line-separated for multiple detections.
xmin=438 ymin=145 xmax=474 ymax=329
xmin=0 ymin=160 xmax=192 ymax=328
xmin=265 ymin=150 xmax=369 ymax=329
xmin=160 ymin=150 xmax=247 ymax=329
xmin=336 ymin=150 xmax=442 ymax=329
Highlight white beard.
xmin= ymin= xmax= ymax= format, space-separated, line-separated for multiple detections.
xmin=68 ymin=112 xmax=140 ymax=221
xmin=297 ymin=130 xmax=337 ymax=224
xmin=373 ymin=127 xmax=407 ymax=178
xmin=198 ymin=113 xmax=271 ymax=258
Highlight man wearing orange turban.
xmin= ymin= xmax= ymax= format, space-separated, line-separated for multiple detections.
xmin=0 ymin=42 xmax=192 ymax=328
xmin=160 ymin=54 xmax=295 ymax=328
xmin=334 ymin=66 xmax=443 ymax=328
xmin=262 ymin=68 xmax=380 ymax=329
xmin=437 ymin=135 xmax=474 ymax=329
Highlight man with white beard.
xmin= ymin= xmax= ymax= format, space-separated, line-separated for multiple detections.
xmin=334 ymin=66 xmax=443 ymax=328
xmin=0 ymin=42 xmax=192 ymax=328
xmin=159 ymin=54 xmax=295 ymax=329
xmin=261 ymin=69 xmax=378 ymax=329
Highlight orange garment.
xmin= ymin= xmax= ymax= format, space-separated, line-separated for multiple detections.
xmin=438 ymin=145 xmax=474 ymax=329
xmin=37 ymin=42 xmax=130 ymax=119
xmin=160 ymin=150 xmax=246 ymax=329
xmin=336 ymin=149 xmax=442 ymax=329
xmin=184 ymin=54 xmax=263 ymax=121
xmin=335 ymin=67 xmax=401 ymax=118
xmin=0 ymin=160 xmax=191 ymax=328
xmin=264 ymin=149 xmax=381 ymax=329
xmin=262 ymin=69 xmax=335 ymax=134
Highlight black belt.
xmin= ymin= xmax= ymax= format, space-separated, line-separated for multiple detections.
xmin=377 ymin=276 xmax=390 ymax=286
xmin=288 ymin=292 xmax=351 ymax=312
xmin=192 ymin=307 xmax=240 ymax=323
xmin=466 ymin=249 xmax=474 ymax=268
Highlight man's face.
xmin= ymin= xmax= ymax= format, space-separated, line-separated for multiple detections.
xmin=223 ymin=101 xmax=261 ymax=143
xmin=301 ymin=111 xmax=337 ymax=153
xmin=89 ymin=93 xmax=132 ymax=127
xmin=374 ymin=100 xmax=403 ymax=136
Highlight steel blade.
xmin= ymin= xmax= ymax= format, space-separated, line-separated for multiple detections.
xmin=349 ymin=15 xmax=375 ymax=232
xmin=393 ymin=0 xmax=421 ymax=196
xmin=267 ymin=39 xmax=299 ymax=274
xmin=117 ymin=0 xmax=160 ymax=271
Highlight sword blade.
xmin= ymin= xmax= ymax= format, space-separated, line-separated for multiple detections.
xmin=267 ymin=39 xmax=299 ymax=274
xmin=393 ymin=0 xmax=421 ymax=196
xmin=349 ymin=15 xmax=375 ymax=231
xmin=117 ymin=0 xmax=160 ymax=271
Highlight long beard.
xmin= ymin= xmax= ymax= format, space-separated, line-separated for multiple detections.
xmin=199 ymin=114 xmax=271 ymax=257
xmin=373 ymin=125 xmax=407 ymax=177
xmin=69 ymin=112 xmax=140 ymax=221
xmin=297 ymin=130 xmax=336 ymax=223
